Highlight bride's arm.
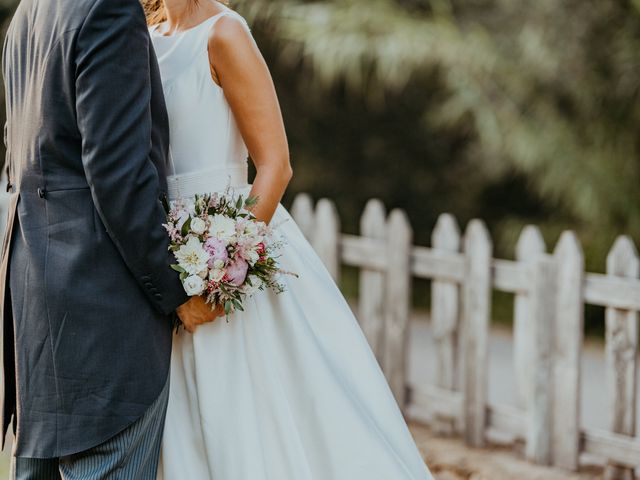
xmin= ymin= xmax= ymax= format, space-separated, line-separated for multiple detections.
xmin=208 ymin=16 xmax=292 ymax=224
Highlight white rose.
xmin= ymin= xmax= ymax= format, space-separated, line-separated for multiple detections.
xmin=208 ymin=214 xmax=237 ymax=241
xmin=190 ymin=217 xmax=207 ymax=235
xmin=175 ymin=237 xmax=210 ymax=275
xmin=183 ymin=275 xmax=205 ymax=296
xmin=209 ymin=268 xmax=225 ymax=282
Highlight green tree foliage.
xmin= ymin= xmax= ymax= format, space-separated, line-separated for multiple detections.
xmin=237 ymin=0 xmax=640 ymax=265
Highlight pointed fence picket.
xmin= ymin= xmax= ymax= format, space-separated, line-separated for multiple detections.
xmin=462 ymin=220 xmax=492 ymax=448
xmin=430 ymin=214 xmax=461 ymax=434
xmin=291 ymin=193 xmax=640 ymax=474
xmin=552 ymin=232 xmax=584 ymax=470
xmin=514 ymin=226 xmax=545 ymax=410
xmin=358 ymin=200 xmax=387 ymax=363
xmin=604 ymin=237 xmax=639 ymax=480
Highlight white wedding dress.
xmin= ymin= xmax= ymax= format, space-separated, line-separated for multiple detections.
xmin=151 ymin=8 xmax=432 ymax=480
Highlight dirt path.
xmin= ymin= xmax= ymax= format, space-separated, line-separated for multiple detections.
xmin=410 ymin=423 xmax=603 ymax=480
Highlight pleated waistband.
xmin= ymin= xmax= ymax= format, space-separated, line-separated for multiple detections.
xmin=167 ymin=165 xmax=249 ymax=201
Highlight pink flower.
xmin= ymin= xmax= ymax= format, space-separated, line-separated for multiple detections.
xmin=204 ymin=237 xmax=228 ymax=268
xmin=225 ymin=256 xmax=248 ymax=286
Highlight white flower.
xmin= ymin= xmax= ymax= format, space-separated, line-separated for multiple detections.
xmin=197 ymin=269 xmax=208 ymax=279
xmin=209 ymin=268 xmax=225 ymax=283
xmin=242 ymin=219 xmax=260 ymax=237
xmin=208 ymin=214 xmax=237 ymax=241
xmin=243 ymin=275 xmax=263 ymax=296
xmin=190 ymin=217 xmax=207 ymax=235
xmin=175 ymin=237 xmax=210 ymax=275
xmin=245 ymin=249 xmax=260 ymax=266
xmin=213 ymin=259 xmax=225 ymax=270
xmin=183 ymin=275 xmax=206 ymax=296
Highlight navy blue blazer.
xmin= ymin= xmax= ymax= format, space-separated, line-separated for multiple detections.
xmin=1 ymin=0 xmax=188 ymax=458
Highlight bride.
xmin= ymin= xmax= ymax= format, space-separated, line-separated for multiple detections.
xmin=146 ymin=1 xmax=432 ymax=478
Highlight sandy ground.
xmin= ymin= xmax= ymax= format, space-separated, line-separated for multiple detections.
xmin=0 ymin=425 xmax=603 ymax=480
xmin=410 ymin=423 xmax=603 ymax=480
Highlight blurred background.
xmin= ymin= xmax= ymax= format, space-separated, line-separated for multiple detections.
xmin=0 ymin=0 xmax=639 ymax=477
xmin=242 ymin=0 xmax=640 ymax=337
xmin=0 ymin=0 xmax=638 ymax=328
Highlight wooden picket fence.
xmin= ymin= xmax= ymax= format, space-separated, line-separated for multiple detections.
xmin=290 ymin=193 xmax=640 ymax=477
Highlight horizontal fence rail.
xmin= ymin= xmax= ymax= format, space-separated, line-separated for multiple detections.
xmin=291 ymin=193 xmax=640 ymax=476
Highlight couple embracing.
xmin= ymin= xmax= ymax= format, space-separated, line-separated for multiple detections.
xmin=0 ymin=0 xmax=433 ymax=478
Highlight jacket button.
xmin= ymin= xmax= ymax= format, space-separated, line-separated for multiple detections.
xmin=37 ymin=187 xmax=46 ymax=198
xmin=154 ymin=293 xmax=163 ymax=300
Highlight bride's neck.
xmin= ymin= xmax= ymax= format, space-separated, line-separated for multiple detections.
xmin=163 ymin=0 xmax=218 ymax=29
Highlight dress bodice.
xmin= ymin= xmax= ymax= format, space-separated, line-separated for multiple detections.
xmin=150 ymin=9 xmax=250 ymax=199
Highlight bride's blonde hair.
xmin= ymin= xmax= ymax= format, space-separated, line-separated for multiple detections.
xmin=143 ymin=0 xmax=230 ymax=26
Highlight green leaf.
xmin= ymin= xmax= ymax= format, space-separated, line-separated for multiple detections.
xmin=181 ymin=217 xmax=192 ymax=237
xmin=244 ymin=195 xmax=259 ymax=208
xmin=232 ymin=299 xmax=244 ymax=311
xmin=224 ymin=301 xmax=233 ymax=315
xmin=170 ymin=264 xmax=186 ymax=273
xmin=161 ymin=194 xmax=171 ymax=214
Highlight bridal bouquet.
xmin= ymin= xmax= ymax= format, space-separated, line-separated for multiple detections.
xmin=163 ymin=190 xmax=290 ymax=316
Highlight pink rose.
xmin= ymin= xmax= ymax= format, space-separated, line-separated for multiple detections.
xmin=225 ymin=257 xmax=248 ymax=286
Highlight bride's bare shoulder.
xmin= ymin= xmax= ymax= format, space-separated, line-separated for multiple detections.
xmin=208 ymin=11 xmax=254 ymax=52
xmin=207 ymin=11 xmax=262 ymax=82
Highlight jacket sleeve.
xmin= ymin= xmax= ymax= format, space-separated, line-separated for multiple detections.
xmin=75 ymin=0 xmax=188 ymax=315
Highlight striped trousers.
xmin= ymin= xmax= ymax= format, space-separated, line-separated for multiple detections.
xmin=11 ymin=378 xmax=169 ymax=480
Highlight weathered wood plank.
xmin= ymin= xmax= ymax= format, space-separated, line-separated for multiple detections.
xmin=525 ymin=254 xmax=555 ymax=465
xmin=312 ymin=198 xmax=340 ymax=282
xmin=340 ymin=235 xmax=386 ymax=270
xmin=552 ymin=231 xmax=584 ymax=470
xmin=408 ymin=384 xmax=526 ymax=440
xmin=491 ymin=259 xmax=529 ymax=293
xmin=514 ymin=226 xmax=546 ymax=409
xmin=341 ymin=236 xmax=529 ymax=293
xmin=382 ymin=209 xmax=413 ymax=410
xmin=411 ymin=246 xmax=465 ymax=282
xmin=604 ymin=236 xmax=639 ymax=480
xmin=408 ymin=384 xmax=462 ymax=423
xmin=584 ymin=273 xmax=640 ymax=310
xmin=431 ymin=213 xmax=462 ymax=434
xmin=290 ymin=193 xmax=315 ymax=239
xmin=462 ymin=219 xmax=492 ymax=447
xmin=582 ymin=428 xmax=640 ymax=469
xmin=409 ymin=384 xmax=640 ymax=469
xmin=358 ymin=199 xmax=387 ymax=360
xmin=413 ymin=248 xmax=528 ymax=293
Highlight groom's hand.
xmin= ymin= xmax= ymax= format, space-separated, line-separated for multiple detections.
xmin=176 ymin=297 xmax=223 ymax=333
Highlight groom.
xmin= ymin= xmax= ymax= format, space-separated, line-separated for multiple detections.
xmin=1 ymin=0 xmax=217 ymax=477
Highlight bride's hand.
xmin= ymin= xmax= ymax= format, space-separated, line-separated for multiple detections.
xmin=177 ymin=296 xmax=224 ymax=333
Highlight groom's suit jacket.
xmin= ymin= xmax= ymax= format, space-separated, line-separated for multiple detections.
xmin=0 ymin=0 xmax=188 ymax=458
